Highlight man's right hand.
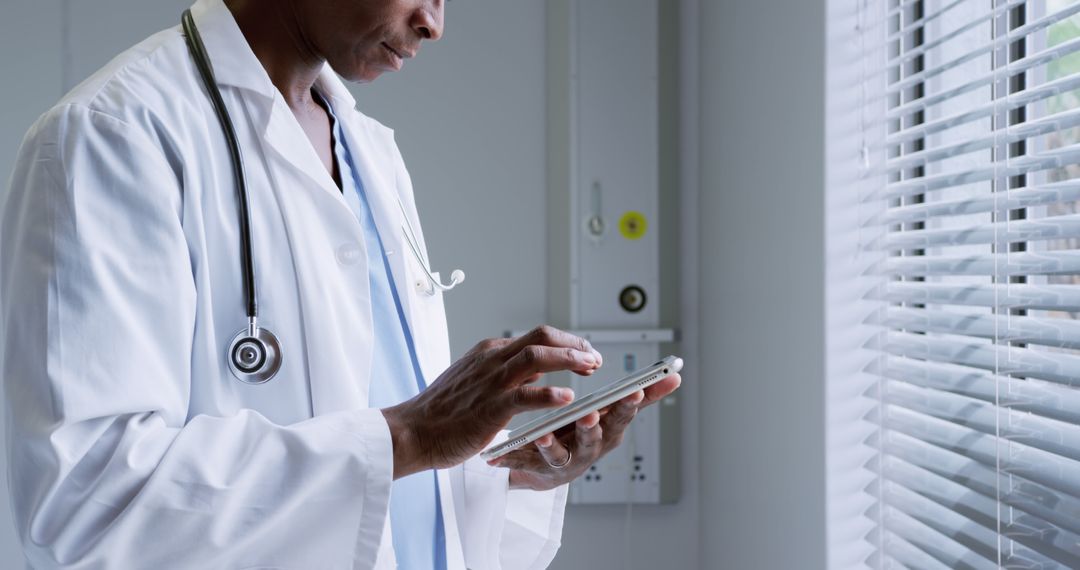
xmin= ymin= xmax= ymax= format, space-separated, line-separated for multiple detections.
xmin=380 ymin=325 xmax=602 ymax=479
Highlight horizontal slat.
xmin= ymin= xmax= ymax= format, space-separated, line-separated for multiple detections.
xmin=879 ymin=306 xmax=1080 ymax=349
xmin=1001 ymin=545 xmax=1075 ymax=569
xmin=886 ymin=0 xmax=1038 ymax=75
xmin=881 ymin=479 xmax=998 ymax=560
xmin=1001 ymin=513 xmax=1080 ymax=567
xmin=880 ymin=503 xmax=998 ymax=569
xmin=886 ymin=33 xmax=1080 ymax=123
xmin=876 ymin=213 xmax=1080 ymax=250
xmin=883 ymin=0 xmax=918 ymax=24
xmin=881 ymin=429 xmax=1080 ymax=537
xmin=883 ymin=249 xmax=1080 ymax=277
xmin=886 ymin=0 xmax=979 ymax=44
xmin=877 ymin=418 xmax=1080 ymax=559
xmin=881 ymin=454 xmax=1080 ymax=568
xmin=884 ymin=106 xmax=1080 ymax=175
xmin=874 ymin=356 xmax=1080 ymax=425
xmin=886 ymin=71 xmax=1080 ymax=149
xmin=876 ymin=141 xmax=1080 ymax=201
xmin=874 ymin=281 xmax=1080 ymax=312
xmin=875 ymin=528 xmax=955 ymax=570
xmin=874 ymin=180 xmax=1080 ymax=225
xmin=872 ymin=492 xmax=1078 ymax=569
xmin=886 ymin=1 xmax=1080 ymax=98
xmin=879 ymin=330 xmax=1080 ymax=386
xmin=884 ymin=378 xmax=1080 ymax=463
xmin=882 ymin=456 xmax=997 ymax=530
xmin=879 ymin=404 xmax=1080 ymax=498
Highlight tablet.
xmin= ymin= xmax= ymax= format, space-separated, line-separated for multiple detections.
xmin=480 ymin=355 xmax=683 ymax=461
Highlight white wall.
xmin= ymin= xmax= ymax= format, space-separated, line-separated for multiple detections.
xmin=698 ymin=0 xmax=828 ymax=569
xmin=0 ymin=0 xmax=63 ymax=216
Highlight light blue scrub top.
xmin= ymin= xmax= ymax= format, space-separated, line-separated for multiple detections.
xmin=320 ymin=92 xmax=446 ymax=570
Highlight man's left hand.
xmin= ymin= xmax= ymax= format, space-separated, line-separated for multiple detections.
xmin=487 ymin=373 xmax=681 ymax=491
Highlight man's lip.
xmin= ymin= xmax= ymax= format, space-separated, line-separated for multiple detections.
xmin=382 ymin=42 xmax=414 ymax=59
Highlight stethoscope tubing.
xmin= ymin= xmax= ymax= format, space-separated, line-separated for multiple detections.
xmin=182 ymin=9 xmax=259 ymax=321
xmin=397 ymin=198 xmax=463 ymax=294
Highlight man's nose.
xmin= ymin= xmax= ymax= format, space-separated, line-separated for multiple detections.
xmin=412 ymin=5 xmax=443 ymax=41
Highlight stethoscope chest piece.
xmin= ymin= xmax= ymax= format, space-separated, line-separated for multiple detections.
xmin=228 ymin=326 xmax=283 ymax=384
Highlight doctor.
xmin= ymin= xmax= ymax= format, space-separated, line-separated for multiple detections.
xmin=0 ymin=0 xmax=680 ymax=568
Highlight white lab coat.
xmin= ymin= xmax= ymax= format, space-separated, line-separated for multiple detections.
xmin=0 ymin=0 xmax=567 ymax=567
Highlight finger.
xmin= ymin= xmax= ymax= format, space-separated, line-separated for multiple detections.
xmin=500 ymin=325 xmax=603 ymax=366
xmin=488 ymin=446 xmax=542 ymax=470
xmin=572 ymin=366 xmax=599 ymax=377
xmin=502 ymin=345 xmax=599 ymax=385
xmin=639 ymin=374 xmax=682 ymax=408
xmin=602 ymin=390 xmax=643 ymax=431
xmin=598 ymin=391 xmax=642 ymax=449
xmin=594 ymin=388 xmax=645 ymax=417
xmin=505 ymin=385 xmax=575 ymax=414
xmin=574 ymin=411 xmax=603 ymax=457
xmin=535 ymin=433 xmax=571 ymax=469
xmin=549 ymin=421 xmax=577 ymax=440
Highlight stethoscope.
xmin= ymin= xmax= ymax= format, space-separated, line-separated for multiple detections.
xmin=181 ymin=10 xmax=464 ymax=385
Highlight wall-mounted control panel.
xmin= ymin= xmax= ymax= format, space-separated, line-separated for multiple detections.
xmin=544 ymin=0 xmax=677 ymax=505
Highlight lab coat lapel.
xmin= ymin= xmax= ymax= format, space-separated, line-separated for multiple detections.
xmin=188 ymin=0 xmax=277 ymax=98
xmin=192 ymin=0 xmax=342 ymax=204
xmin=262 ymin=100 xmax=346 ymax=204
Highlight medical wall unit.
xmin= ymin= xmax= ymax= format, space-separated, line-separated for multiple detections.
xmin=543 ymin=0 xmax=678 ymax=505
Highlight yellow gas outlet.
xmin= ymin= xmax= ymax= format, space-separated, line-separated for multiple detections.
xmin=619 ymin=211 xmax=647 ymax=240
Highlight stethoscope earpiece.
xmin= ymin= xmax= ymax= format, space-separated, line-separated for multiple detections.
xmin=399 ymin=198 xmax=465 ymax=296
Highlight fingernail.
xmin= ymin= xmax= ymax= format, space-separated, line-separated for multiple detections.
xmin=557 ymin=388 xmax=575 ymax=401
xmin=580 ymin=352 xmax=597 ymax=366
xmin=538 ymin=435 xmax=553 ymax=447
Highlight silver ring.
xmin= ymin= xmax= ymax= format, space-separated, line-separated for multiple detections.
xmin=546 ymin=450 xmax=572 ymax=470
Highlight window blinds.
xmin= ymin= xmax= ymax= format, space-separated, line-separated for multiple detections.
xmin=848 ymin=0 xmax=1080 ymax=568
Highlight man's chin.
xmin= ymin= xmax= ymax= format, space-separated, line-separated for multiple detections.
xmin=331 ymin=62 xmax=386 ymax=84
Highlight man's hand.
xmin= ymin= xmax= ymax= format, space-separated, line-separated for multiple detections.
xmin=488 ymin=373 xmax=682 ymax=491
xmin=380 ymin=326 xmax=603 ymax=479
